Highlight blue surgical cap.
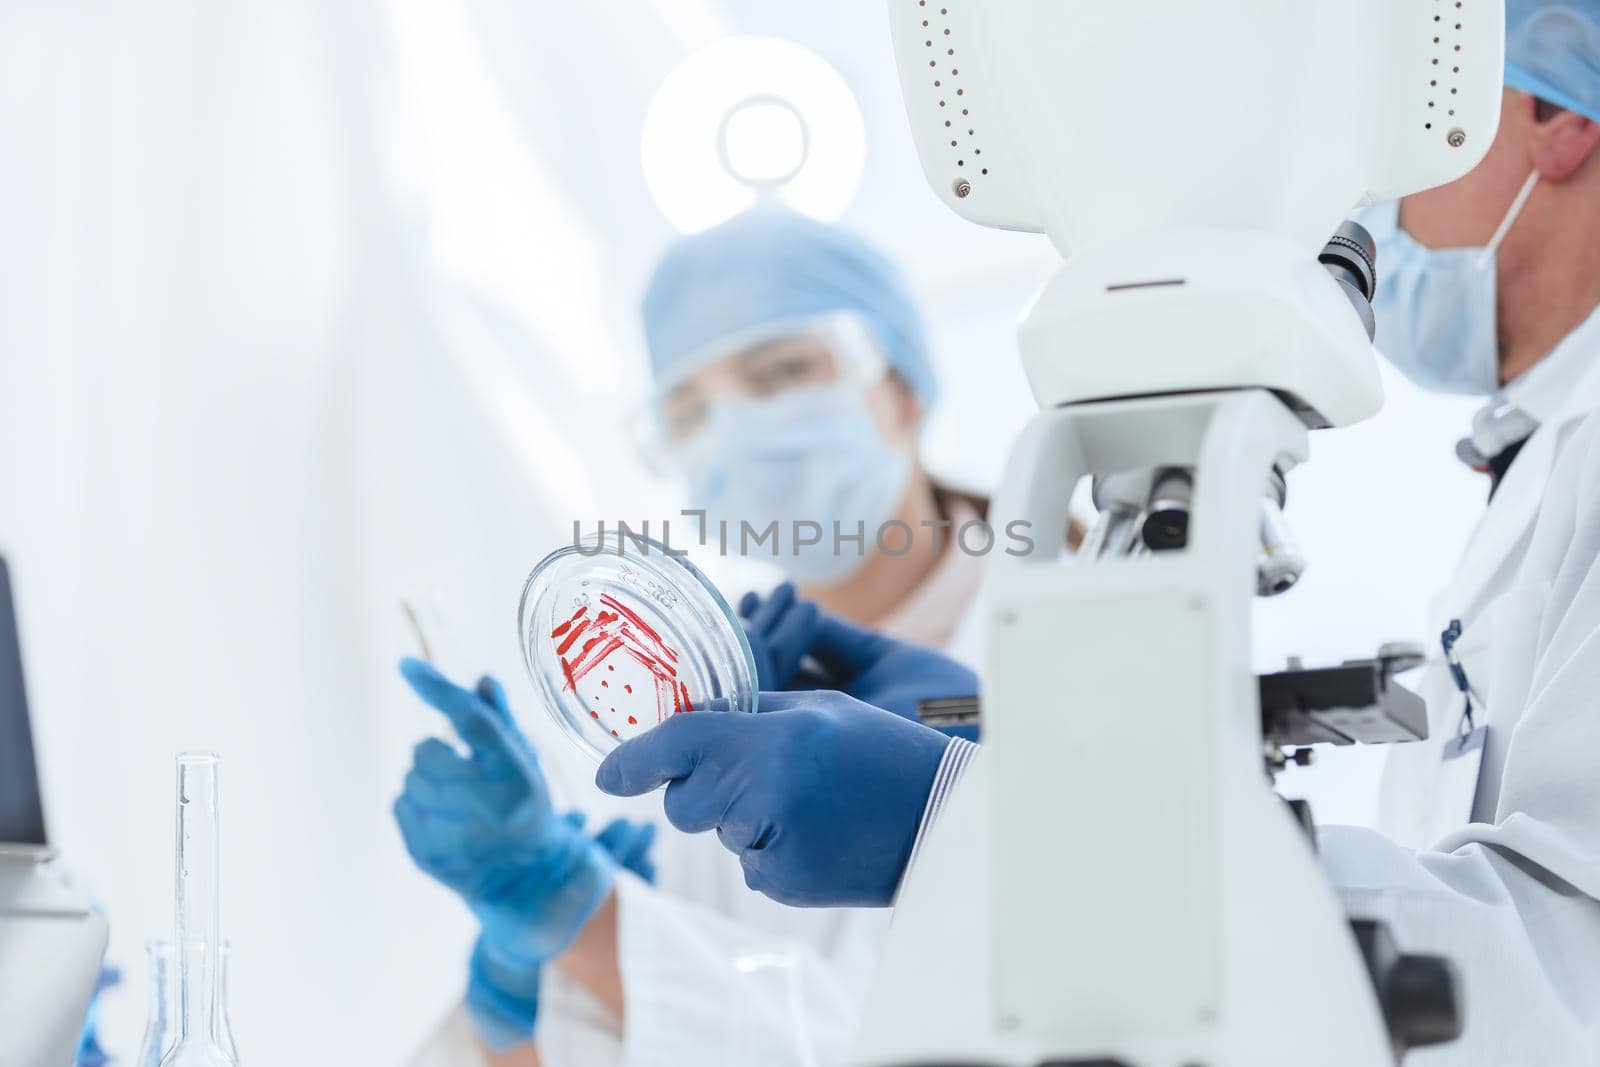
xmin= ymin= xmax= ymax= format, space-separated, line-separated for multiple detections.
xmin=641 ymin=208 xmax=938 ymax=408
xmin=1506 ymin=0 xmax=1600 ymax=123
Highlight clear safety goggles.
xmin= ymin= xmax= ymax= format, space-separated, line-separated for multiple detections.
xmin=636 ymin=311 xmax=890 ymax=470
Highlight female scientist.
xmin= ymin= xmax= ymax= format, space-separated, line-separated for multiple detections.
xmin=400 ymin=207 xmax=982 ymax=1066
xmin=642 ymin=206 xmax=988 ymax=660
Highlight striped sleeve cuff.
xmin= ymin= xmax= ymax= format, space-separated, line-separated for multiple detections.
xmin=907 ymin=737 xmax=979 ymax=872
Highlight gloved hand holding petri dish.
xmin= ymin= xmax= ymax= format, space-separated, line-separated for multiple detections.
xmin=518 ymin=531 xmax=757 ymax=763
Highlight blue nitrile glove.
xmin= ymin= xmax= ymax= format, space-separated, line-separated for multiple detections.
xmin=741 ymin=585 xmax=979 ymax=736
xmin=562 ymin=811 xmax=660 ymax=884
xmin=806 ymin=611 xmax=978 ymax=738
xmin=595 ymin=689 xmax=951 ymax=907
xmin=738 ymin=582 xmax=825 ymax=689
xmin=393 ymin=658 xmax=614 ymax=1048
xmin=594 ymin=816 xmax=659 ymax=884
xmin=459 ymin=816 xmax=655 ymax=1050
xmin=466 ymin=934 xmax=543 ymax=1052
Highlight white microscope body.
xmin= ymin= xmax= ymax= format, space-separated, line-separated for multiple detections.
xmin=853 ymin=3 xmax=1504 ymax=1065
xmin=0 ymin=854 xmax=108 ymax=1066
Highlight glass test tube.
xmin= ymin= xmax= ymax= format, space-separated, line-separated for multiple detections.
xmin=159 ymin=752 xmax=236 ymax=1067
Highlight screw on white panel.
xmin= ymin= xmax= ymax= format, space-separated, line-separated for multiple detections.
xmin=953 ymin=178 xmax=972 ymax=198
xmin=1447 ymin=128 xmax=1466 ymax=146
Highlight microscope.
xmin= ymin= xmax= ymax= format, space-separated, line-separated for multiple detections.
xmin=0 ymin=556 xmax=108 ymax=1066
xmin=855 ymin=3 xmax=1504 ymax=1065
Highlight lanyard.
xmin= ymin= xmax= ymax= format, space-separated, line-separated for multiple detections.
xmin=1440 ymin=618 xmax=1480 ymax=737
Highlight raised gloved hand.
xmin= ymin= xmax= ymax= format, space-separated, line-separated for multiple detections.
xmin=740 ymin=583 xmax=978 ymax=734
xmin=595 ymin=689 xmax=951 ymax=907
xmin=802 ymin=609 xmax=978 ymax=727
xmin=393 ymin=658 xmax=613 ymax=1049
xmin=738 ymin=582 xmax=825 ymax=690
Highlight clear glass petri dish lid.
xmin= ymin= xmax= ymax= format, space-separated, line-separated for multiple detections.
xmin=519 ymin=530 xmax=757 ymax=763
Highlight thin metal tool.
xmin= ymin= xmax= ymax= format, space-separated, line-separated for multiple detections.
xmin=399 ymin=600 xmax=434 ymax=663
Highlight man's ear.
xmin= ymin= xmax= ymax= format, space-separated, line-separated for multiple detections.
xmin=1525 ymin=93 xmax=1600 ymax=181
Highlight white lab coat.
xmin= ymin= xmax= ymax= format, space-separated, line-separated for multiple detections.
xmin=409 ymin=549 xmax=986 ymax=1067
xmin=1318 ymin=311 xmax=1600 ymax=1063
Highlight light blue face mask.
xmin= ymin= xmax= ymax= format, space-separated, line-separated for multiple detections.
xmin=1364 ymin=171 xmax=1541 ymax=396
xmin=677 ymin=381 xmax=912 ymax=585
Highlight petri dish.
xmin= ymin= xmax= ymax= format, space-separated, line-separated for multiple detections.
xmin=519 ymin=530 xmax=757 ymax=763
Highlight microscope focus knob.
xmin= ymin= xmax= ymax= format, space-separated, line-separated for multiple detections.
xmin=1350 ymin=919 xmax=1463 ymax=1057
xmin=1320 ymin=220 xmax=1379 ymax=341
xmin=1387 ymin=954 xmax=1463 ymax=1051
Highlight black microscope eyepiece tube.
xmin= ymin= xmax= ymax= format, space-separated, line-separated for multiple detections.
xmin=1321 ymin=219 xmax=1378 ymax=340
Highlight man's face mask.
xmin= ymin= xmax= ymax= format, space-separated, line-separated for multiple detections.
xmin=1364 ymin=171 xmax=1541 ymax=396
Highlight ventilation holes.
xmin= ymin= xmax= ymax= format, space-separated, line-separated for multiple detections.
xmin=1426 ymin=0 xmax=1467 ymax=139
xmin=918 ymin=3 xmax=992 ymax=192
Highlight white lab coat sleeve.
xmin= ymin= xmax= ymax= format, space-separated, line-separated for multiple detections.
xmin=907 ymin=737 xmax=980 ymax=870
xmin=1319 ymin=424 xmax=1600 ymax=1064
xmin=404 ymin=1007 xmax=488 ymax=1067
xmin=403 ymin=970 xmax=625 ymax=1067
xmin=612 ymin=870 xmax=863 ymax=1067
xmin=535 ymin=963 xmax=627 ymax=1066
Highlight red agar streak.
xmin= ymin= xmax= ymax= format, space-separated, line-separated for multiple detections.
xmin=567 ymin=635 xmax=625 ymax=685
xmin=555 ymin=618 xmax=591 ymax=656
xmin=549 ymin=606 xmax=587 ymax=640
xmin=623 ymin=645 xmax=681 ymax=691
xmin=599 ymin=595 xmax=677 ymax=663
xmin=553 ymin=595 xmax=690 ymax=731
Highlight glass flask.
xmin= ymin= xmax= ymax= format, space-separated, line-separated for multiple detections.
xmin=519 ymin=530 xmax=757 ymax=762
xmin=135 ymin=940 xmax=239 ymax=1067
xmin=157 ymin=752 xmax=237 ymax=1067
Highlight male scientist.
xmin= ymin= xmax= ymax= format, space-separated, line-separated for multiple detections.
xmin=596 ymin=2 xmax=1600 ymax=1061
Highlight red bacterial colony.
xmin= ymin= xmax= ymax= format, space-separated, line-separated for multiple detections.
xmin=550 ymin=595 xmax=694 ymax=733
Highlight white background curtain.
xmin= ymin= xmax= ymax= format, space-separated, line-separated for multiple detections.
xmin=0 ymin=3 xmax=1484 ymax=1063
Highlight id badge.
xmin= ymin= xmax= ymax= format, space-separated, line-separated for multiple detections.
xmin=1427 ymin=726 xmax=1489 ymax=844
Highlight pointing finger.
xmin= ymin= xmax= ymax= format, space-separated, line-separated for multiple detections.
xmin=400 ymin=658 xmax=507 ymax=759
